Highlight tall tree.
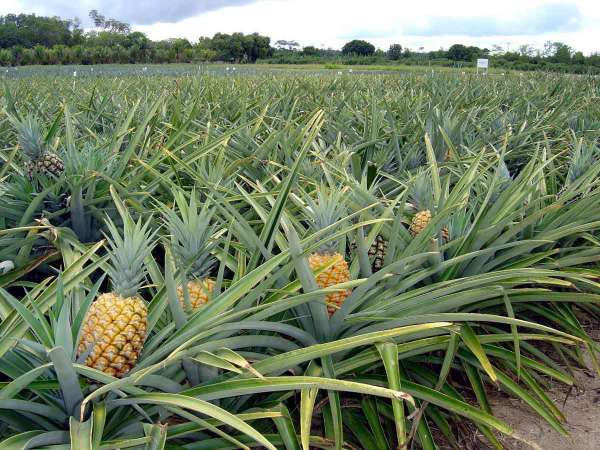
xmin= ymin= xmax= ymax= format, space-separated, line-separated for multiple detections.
xmin=387 ymin=44 xmax=403 ymax=60
xmin=342 ymin=39 xmax=375 ymax=56
xmin=89 ymin=10 xmax=105 ymax=29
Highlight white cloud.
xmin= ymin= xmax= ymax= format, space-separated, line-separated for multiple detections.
xmin=134 ymin=0 xmax=600 ymax=54
xmin=0 ymin=0 xmax=22 ymax=15
xmin=2 ymin=0 xmax=600 ymax=54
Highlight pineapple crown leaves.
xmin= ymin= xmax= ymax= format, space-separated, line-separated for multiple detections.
xmin=161 ymin=190 xmax=217 ymax=279
xmin=409 ymin=171 xmax=434 ymax=212
xmin=63 ymin=142 xmax=114 ymax=180
xmin=303 ymin=184 xmax=349 ymax=252
xmin=565 ymin=139 xmax=597 ymax=186
xmin=489 ymin=157 xmax=513 ymax=203
xmin=103 ymin=213 xmax=157 ymax=298
xmin=349 ymin=178 xmax=381 ymax=209
xmin=8 ymin=113 xmax=48 ymax=160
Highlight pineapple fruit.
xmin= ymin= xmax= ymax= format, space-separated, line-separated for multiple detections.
xmin=176 ymin=278 xmax=216 ymax=309
xmin=304 ymin=186 xmax=351 ymax=315
xmin=409 ymin=209 xmax=432 ymax=237
xmin=350 ymin=234 xmax=388 ymax=273
xmin=163 ymin=191 xmax=216 ymax=310
xmin=348 ymin=181 xmax=389 ymax=273
xmin=78 ymin=215 xmax=156 ymax=378
xmin=408 ymin=175 xmax=449 ymax=241
xmin=9 ymin=114 xmax=64 ymax=180
xmin=368 ymin=234 xmax=388 ymax=272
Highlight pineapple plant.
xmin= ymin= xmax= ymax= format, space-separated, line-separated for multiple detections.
xmin=304 ymin=186 xmax=351 ymax=315
xmin=162 ymin=191 xmax=217 ymax=310
xmin=9 ymin=114 xmax=64 ymax=180
xmin=78 ymin=213 xmax=156 ymax=378
xmin=408 ymin=174 xmax=449 ymax=241
xmin=556 ymin=139 xmax=597 ymax=201
xmin=348 ymin=182 xmax=389 ymax=273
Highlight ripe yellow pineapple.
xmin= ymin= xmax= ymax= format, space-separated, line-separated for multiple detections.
xmin=163 ymin=191 xmax=217 ymax=311
xmin=177 ymin=278 xmax=216 ymax=309
xmin=9 ymin=114 xmax=64 ymax=180
xmin=79 ymin=294 xmax=147 ymax=378
xmin=409 ymin=209 xmax=432 ymax=237
xmin=308 ymin=252 xmax=351 ymax=315
xmin=305 ymin=186 xmax=351 ymax=316
xmin=78 ymin=214 xmax=156 ymax=378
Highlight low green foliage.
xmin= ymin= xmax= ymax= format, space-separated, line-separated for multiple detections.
xmin=0 ymin=68 xmax=598 ymax=449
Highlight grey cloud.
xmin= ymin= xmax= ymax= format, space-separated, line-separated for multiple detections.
xmin=406 ymin=2 xmax=582 ymax=37
xmin=26 ymin=0 xmax=261 ymax=25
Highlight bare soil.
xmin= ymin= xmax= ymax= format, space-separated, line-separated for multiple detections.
xmin=487 ymin=318 xmax=600 ymax=450
xmin=491 ymin=367 xmax=600 ymax=450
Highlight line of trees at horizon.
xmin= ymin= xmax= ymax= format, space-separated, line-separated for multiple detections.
xmin=270 ymin=39 xmax=600 ymax=74
xmin=0 ymin=12 xmax=599 ymax=74
xmin=0 ymin=13 xmax=273 ymax=65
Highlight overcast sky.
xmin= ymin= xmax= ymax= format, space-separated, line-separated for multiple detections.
xmin=1 ymin=0 xmax=599 ymax=54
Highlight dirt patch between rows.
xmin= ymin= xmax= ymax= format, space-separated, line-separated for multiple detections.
xmin=490 ymin=367 xmax=600 ymax=450
xmin=487 ymin=318 xmax=600 ymax=450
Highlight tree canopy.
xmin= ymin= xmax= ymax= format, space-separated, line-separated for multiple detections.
xmin=387 ymin=44 xmax=403 ymax=60
xmin=342 ymin=40 xmax=375 ymax=56
xmin=0 ymin=10 xmax=597 ymax=75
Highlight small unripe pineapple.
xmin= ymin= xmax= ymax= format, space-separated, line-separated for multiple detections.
xmin=78 ymin=293 xmax=148 ymax=378
xmin=409 ymin=209 xmax=432 ymax=236
xmin=10 ymin=114 xmax=64 ymax=180
xmin=368 ymin=234 xmax=388 ymax=272
xmin=308 ymin=252 xmax=351 ymax=315
xmin=350 ymin=234 xmax=389 ymax=272
xmin=177 ymin=278 xmax=215 ymax=309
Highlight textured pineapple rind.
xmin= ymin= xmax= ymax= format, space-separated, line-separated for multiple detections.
xmin=369 ymin=234 xmax=388 ymax=271
xmin=78 ymin=293 xmax=148 ymax=378
xmin=308 ymin=252 xmax=351 ymax=315
xmin=25 ymin=153 xmax=64 ymax=179
xmin=409 ymin=209 xmax=432 ymax=236
xmin=351 ymin=234 xmax=388 ymax=272
xmin=409 ymin=209 xmax=450 ymax=241
xmin=177 ymin=278 xmax=216 ymax=309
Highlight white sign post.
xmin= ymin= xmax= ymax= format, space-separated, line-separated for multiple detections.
xmin=476 ymin=58 xmax=489 ymax=75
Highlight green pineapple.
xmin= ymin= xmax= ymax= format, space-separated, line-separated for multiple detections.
xmin=348 ymin=181 xmax=389 ymax=273
xmin=9 ymin=114 xmax=64 ymax=180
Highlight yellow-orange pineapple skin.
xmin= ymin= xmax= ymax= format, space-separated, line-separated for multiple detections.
xmin=78 ymin=293 xmax=147 ymax=378
xmin=308 ymin=252 xmax=351 ymax=315
xmin=177 ymin=278 xmax=215 ymax=309
xmin=409 ymin=209 xmax=432 ymax=236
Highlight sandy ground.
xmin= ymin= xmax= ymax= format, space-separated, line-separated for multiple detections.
xmin=486 ymin=317 xmax=600 ymax=450
xmin=490 ymin=366 xmax=600 ymax=450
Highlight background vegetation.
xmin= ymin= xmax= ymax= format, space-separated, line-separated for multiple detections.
xmin=0 ymin=12 xmax=599 ymax=74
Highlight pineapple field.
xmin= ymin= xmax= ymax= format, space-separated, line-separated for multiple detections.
xmin=0 ymin=68 xmax=599 ymax=449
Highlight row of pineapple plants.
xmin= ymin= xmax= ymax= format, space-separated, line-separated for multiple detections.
xmin=0 ymin=71 xmax=599 ymax=449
